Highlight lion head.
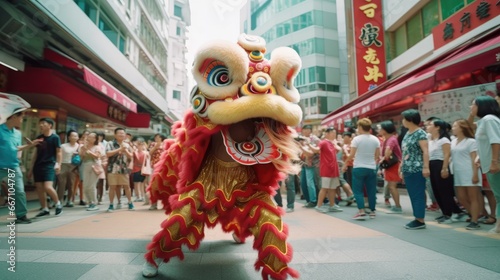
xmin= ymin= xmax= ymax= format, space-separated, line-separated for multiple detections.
xmin=190 ymin=34 xmax=302 ymax=127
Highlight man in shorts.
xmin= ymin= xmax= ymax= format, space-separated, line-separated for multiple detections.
xmin=309 ymin=127 xmax=343 ymax=213
xmin=106 ymin=127 xmax=134 ymax=212
xmin=29 ymin=118 xmax=63 ymax=217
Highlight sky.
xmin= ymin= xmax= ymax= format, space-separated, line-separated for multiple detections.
xmin=185 ymin=0 xmax=246 ymax=87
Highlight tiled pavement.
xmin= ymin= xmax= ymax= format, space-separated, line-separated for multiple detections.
xmin=1 ymin=191 xmax=499 ymax=280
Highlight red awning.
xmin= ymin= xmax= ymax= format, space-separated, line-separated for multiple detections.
xmin=435 ymin=35 xmax=500 ymax=81
xmin=6 ymin=67 xmax=150 ymax=128
xmin=83 ymin=67 xmax=137 ymax=112
xmin=44 ymin=48 xmax=137 ymax=113
xmin=322 ymin=67 xmax=435 ymax=126
xmin=322 ymin=29 xmax=500 ymax=128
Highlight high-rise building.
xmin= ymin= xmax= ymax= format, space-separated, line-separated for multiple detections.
xmin=240 ymin=0 xmax=347 ymax=130
xmin=166 ymin=0 xmax=191 ymax=120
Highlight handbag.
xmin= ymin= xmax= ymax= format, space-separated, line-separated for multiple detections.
xmin=380 ymin=155 xmax=399 ymax=169
xmin=71 ymin=146 xmax=81 ymax=166
xmin=141 ymin=154 xmax=152 ymax=176
xmin=92 ymin=164 xmax=104 ymax=175
xmin=71 ymin=154 xmax=81 ymax=166
xmin=380 ymin=138 xmax=399 ymax=169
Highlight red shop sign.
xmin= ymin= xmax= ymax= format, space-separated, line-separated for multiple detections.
xmin=432 ymin=0 xmax=500 ymax=50
xmin=352 ymin=0 xmax=387 ymax=96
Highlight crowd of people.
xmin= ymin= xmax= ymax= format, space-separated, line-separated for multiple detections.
xmin=1 ymin=95 xmax=499 ymax=235
xmin=0 ymin=113 xmax=167 ymax=223
xmin=278 ymin=94 xmax=500 ymax=233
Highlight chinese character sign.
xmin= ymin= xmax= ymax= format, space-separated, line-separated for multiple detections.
xmin=418 ymin=83 xmax=496 ymax=122
xmin=353 ymin=0 xmax=387 ymax=96
xmin=432 ymin=0 xmax=500 ymax=49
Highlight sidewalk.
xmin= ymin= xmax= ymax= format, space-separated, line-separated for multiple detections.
xmin=0 ymin=190 xmax=499 ymax=280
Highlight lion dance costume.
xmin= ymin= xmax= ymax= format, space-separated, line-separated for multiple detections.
xmin=143 ymin=34 xmax=303 ymax=280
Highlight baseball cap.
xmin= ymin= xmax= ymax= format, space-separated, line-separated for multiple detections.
xmin=302 ymin=125 xmax=312 ymax=130
xmin=10 ymin=107 xmax=28 ymax=117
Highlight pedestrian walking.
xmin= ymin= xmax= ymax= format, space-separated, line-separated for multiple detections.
xmin=399 ymin=109 xmax=430 ymax=230
xmin=311 ymin=127 xmax=343 ymax=213
xmin=57 ymin=130 xmax=79 ymax=207
xmin=450 ymin=119 xmax=482 ymax=230
xmin=379 ymin=120 xmax=403 ymax=214
xmin=0 ymin=98 xmax=41 ymax=223
xmin=426 ymin=119 xmax=464 ymax=224
xmin=80 ymin=132 xmax=102 ymax=211
xmin=105 ymin=127 xmax=134 ymax=212
xmin=343 ymin=118 xmax=380 ymax=220
xmin=470 ymin=96 xmax=500 ymax=234
xmin=28 ymin=118 xmax=63 ymax=217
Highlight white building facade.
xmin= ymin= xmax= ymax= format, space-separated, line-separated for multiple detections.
xmin=166 ymin=0 xmax=191 ymax=120
xmin=0 ymin=0 xmax=191 ymax=136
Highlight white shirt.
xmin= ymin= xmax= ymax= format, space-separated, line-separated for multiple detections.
xmin=450 ymin=137 xmax=481 ymax=186
xmin=351 ymin=134 xmax=380 ymax=169
xmin=428 ymin=137 xmax=450 ymax=161
xmin=60 ymin=143 xmax=80 ymax=163
xmin=450 ymin=138 xmax=477 ymax=171
xmin=476 ymin=114 xmax=500 ymax=173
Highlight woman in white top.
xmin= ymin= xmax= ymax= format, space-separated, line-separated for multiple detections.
xmin=450 ymin=119 xmax=481 ymax=230
xmin=79 ymin=132 xmax=103 ymax=211
xmin=57 ymin=130 xmax=79 ymax=207
xmin=426 ymin=119 xmax=463 ymax=224
xmin=342 ymin=118 xmax=380 ymax=220
xmin=470 ymin=96 xmax=500 ymax=234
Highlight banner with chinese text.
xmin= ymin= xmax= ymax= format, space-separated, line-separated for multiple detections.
xmin=352 ymin=0 xmax=387 ymax=96
xmin=418 ymin=83 xmax=496 ymax=122
xmin=432 ymin=0 xmax=500 ymax=49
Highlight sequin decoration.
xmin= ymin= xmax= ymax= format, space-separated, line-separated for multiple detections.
xmin=221 ymin=122 xmax=282 ymax=165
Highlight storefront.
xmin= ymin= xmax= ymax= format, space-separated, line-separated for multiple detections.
xmin=322 ymin=27 xmax=500 ymax=130
xmin=2 ymin=49 xmax=151 ymax=127
xmin=1 ymin=47 xmax=155 ymax=186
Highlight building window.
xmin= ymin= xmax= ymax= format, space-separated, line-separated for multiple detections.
xmin=139 ymin=14 xmax=168 ymax=72
xmin=394 ymin=24 xmax=407 ymax=57
xmin=406 ymin=12 xmax=423 ymax=48
xmin=440 ymin=0 xmax=465 ymax=20
xmin=252 ymin=0 xmax=306 ymax=30
xmin=142 ymin=0 xmax=163 ymax=24
xmin=174 ymin=4 xmax=183 ymax=19
xmin=75 ymin=0 xmax=98 ymax=24
xmin=173 ymin=90 xmax=181 ymax=100
xmin=422 ymin=0 xmax=439 ymax=37
xmin=387 ymin=0 xmax=478 ymax=61
xmin=260 ymin=10 xmax=331 ymax=44
xmin=74 ymin=0 xmax=127 ymax=54
xmin=310 ymin=97 xmax=318 ymax=114
xmin=176 ymin=26 xmax=181 ymax=36
xmin=138 ymin=51 xmax=167 ymax=98
xmin=118 ymin=35 xmax=126 ymax=53
xmin=318 ymin=96 xmax=328 ymax=114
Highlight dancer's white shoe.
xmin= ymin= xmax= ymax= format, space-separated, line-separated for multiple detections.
xmin=142 ymin=261 xmax=159 ymax=278
xmin=232 ymin=233 xmax=243 ymax=244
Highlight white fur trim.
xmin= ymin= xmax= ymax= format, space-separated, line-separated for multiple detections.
xmin=270 ymin=47 xmax=301 ymax=103
xmin=238 ymin=34 xmax=266 ymax=52
xmin=206 ymin=94 xmax=302 ymax=126
xmin=192 ymin=41 xmax=249 ymax=99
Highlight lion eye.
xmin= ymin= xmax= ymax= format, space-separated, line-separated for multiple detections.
xmin=203 ymin=60 xmax=231 ymax=87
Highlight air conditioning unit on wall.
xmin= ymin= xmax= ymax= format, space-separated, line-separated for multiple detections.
xmin=0 ymin=6 xmax=26 ymax=38
xmin=153 ymin=124 xmax=162 ymax=133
